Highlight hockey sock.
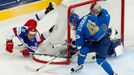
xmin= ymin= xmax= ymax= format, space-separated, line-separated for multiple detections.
xmin=77 ymin=53 xmax=86 ymax=65
xmin=96 ymin=58 xmax=114 ymax=75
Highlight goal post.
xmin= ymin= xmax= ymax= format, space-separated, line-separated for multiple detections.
xmin=121 ymin=0 xmax=125 ymax=45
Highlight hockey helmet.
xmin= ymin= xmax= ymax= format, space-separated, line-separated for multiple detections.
xmin=90 ymin=2 xmax=101 ymax=14
xmin=70 ymin=13 xmax=79 ymax=24
xmin=24 ymin=19 xmax=37 ymax=29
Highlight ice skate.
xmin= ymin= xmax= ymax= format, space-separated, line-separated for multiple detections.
xmin=71 ymin=65 xmax=83 ymax=72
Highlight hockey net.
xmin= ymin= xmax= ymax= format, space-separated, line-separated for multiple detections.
xmin=33 ymin=0 xmax=125 ymax=64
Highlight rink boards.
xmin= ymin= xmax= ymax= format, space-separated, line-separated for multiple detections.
xmin=0 ymin=0 xmax=62 ymax=21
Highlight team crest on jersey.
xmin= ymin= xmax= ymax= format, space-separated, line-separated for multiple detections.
xmin=87 ymin=20 xmax=99 ymax=36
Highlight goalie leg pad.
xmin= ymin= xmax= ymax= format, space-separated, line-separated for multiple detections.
xmin=109 ymin=39 xmax=123 ymax=57
xmin=113 ymin=39 xmax=123 ymax=56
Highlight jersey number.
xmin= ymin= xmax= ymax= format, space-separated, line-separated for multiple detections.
xmin=87 ymin=20 xmax=99 ymax=36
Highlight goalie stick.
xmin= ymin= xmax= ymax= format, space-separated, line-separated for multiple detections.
xmin=24 ymin=42 xmax=71 ymax=72
xmin=25 ymin=52 xmax=62 ymax=72
xmin=30 ymin=52 xmax=64 ymax=57
xmin=49 ymin=42 xmax=71 ymax=48
xmin=30 ymin=42 xmax=70 ymax=55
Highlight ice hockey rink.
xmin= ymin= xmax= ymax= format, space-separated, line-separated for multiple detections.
xmin=0 ymin=0 xmax=134 ymax=75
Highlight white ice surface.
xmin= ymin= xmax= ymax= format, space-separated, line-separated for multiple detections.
xmin=0 ymin=0 xmax=134 ymax=75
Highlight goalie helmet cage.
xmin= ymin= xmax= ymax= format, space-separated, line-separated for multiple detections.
xmin=33 ymin=0 xmax=125 ymax=64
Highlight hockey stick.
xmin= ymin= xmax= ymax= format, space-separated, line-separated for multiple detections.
xmin=29 ymin=42 xmax=70 ymax=56
xmin=25 ymin=42 xmax=71 ymax=72
xmin=15 ymin=42 xmax=70 ymax=56
xmin=49 ymin=42 xmax=71 ymax=48
xmin=25 ymin=52 xmax=61 ymax=72
xmin=17 ymin=43 xmax=23 ymax=46
xmin=30 ymin=52 xmax=49 ymax=56
xmin=29 ymin=52 xmax=61 ymax=57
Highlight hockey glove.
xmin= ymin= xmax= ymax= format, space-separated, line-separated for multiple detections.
xmin=6 ymin=40 xmax=14 ymax=53
xmin=21 ymin=49 xmax=30 ymax=57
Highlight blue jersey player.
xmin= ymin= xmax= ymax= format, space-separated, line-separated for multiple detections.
xmin=69 ymin=13 xmax=118 ymax=75
xmin=90 ymin=2 xmax=110 ymax=30
xmin=90 ymin=2 xmax=123 ymax=57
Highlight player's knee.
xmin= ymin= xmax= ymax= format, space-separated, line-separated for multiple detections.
xmin=79 ymin=47 xmax=89 ymax=55
xmin=78 ymin=52 xmax=86 ymax=57
xmin=78 ymin=52 xmax=87 ymax=65
xmin=79 ymin=49 xmax=88 ymax=57
xmin=96 ymin=53 xmax=107 ymax=59
xmin=96 ymin=58 xmax=106 ymax=65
